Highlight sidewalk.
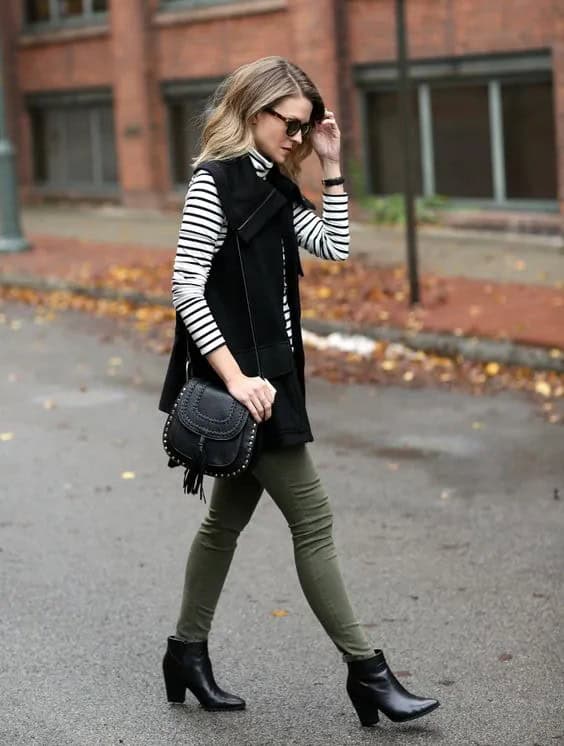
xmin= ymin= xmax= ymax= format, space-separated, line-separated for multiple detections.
xmin=16 ymin=203 xmax=564 ymax=286
xmin=1 ymin=204 xmax=563 ymax=371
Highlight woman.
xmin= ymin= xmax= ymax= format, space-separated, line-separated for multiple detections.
xmin=158 ymin=56 xmax=439 ymax=728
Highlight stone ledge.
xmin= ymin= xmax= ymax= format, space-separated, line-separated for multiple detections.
xmin=19 ymin=24 xmax=109 ymax=47
xmin=153 ymin=0 xmax=287 ymax=27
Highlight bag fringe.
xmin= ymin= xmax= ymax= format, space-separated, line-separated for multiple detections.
xmin=182 ymin=435 xmax=207 ymax=504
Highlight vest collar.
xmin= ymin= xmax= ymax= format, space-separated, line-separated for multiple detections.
xmin=195 ymin=154 xmax=303 ymax=241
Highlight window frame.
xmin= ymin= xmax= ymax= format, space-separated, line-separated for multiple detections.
xmin=159 ymin=0 xmax=242 ymax=9
xmin=26 ymin=88 xmax=119 ymax=196
xmin=23 ymin=0 xmax=109 ymax=33
xmin=355 ymin=49 xmax=559 ymax=211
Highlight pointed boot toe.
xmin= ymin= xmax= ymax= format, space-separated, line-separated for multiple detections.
xmin=346 ymin=649 xmax=440 ymax=726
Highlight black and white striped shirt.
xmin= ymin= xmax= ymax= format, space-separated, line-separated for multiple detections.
xmin=172 ymin=147 xmax=349 ymax=356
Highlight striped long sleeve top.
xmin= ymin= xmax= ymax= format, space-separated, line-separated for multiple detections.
xmin=172 ymin=147 xmax=349 ymax=357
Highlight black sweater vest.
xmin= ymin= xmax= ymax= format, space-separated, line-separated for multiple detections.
xmin=158 ymin=154 xmax=314 ymax=449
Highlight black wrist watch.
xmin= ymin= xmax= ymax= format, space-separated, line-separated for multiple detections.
xmin=322 ymin=176 xmax=345 ymax=187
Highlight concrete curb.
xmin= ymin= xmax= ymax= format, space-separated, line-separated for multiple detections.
xmin=1 ymin=273 xmax=563 ymax=374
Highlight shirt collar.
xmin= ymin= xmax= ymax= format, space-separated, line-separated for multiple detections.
xmin=248 ymin=147 xmax=273 ymax=179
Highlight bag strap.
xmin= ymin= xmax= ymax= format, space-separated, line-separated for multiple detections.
xmin=235 ymin=232 xmax=263 ymax=379
xmin=195 ymin=160 xmax=264 ymax=380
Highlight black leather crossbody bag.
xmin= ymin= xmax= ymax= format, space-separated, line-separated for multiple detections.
xmin=162 ymin=234 xmax=264 ymax=503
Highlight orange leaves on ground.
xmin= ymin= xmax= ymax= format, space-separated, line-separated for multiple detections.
xmin=1 ymin=281 xmax=562 ymax=427
xmin=303 ymin=341 xmax=564 ymax=426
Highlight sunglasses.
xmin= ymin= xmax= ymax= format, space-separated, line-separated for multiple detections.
xmin=263 ymin=107 xmax=313 ymax=138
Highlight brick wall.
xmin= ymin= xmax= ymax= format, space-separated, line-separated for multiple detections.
xmin=553 ymin=2 xmax=564 ymax=221
xmin=4 ymin=0 xmax=564 ymax=216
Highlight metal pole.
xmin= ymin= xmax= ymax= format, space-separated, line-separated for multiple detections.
xmin=395 ymin=0 xmax=419 ymax=304
xmin=0 ymin=34 xmax=31 ymax=253
xmin=333 ymin=0 xmax=352 ymax=185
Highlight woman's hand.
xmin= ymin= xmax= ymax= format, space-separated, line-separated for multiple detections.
xmin=226 ymin=373 xmax=277 ymax=423
xmin=311 ymin=109 xmax=341 ymax=165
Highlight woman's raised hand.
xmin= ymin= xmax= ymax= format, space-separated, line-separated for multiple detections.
xmin=227 ymin=373 xmax=277 ymax=423
xmin=311 ymin=109 xmax=341 ymax=164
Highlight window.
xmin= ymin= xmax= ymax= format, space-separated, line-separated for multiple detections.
xmin=366 ymin=90 xmax=422 ymax=195
xmin=163 ymin=79 xmax=222 ymax=186
xmin=168 ymin=96 xmax=209 ymax=185
xmin=25 ymin=0 xmax=108 ymax=27
xmin=26 ymin=0 xmax=50 ymax=23
xmin=502 ymin=81 xmax=557 ymax=200
xmin=432 ymin=85 xmax=492 ymax=198
xmin=356 ymin=51 xmax=558 ymax=206
xmin=29 ymin=96 xmax=117 ymax=192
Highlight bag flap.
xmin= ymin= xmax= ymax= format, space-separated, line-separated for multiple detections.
xmin=178 ymin=379 xmax=248 ymax=439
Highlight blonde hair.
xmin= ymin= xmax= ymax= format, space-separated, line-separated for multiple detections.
xmin=192 ymin=56 xmax=325 ymax=182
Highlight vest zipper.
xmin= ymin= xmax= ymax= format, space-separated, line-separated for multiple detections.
xmin=237 ymin=189 xmax=275 ymax=231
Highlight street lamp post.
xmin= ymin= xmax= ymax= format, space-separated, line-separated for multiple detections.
xmin=395 ymin=0 xmax=419 ymax=305
xmin=0 ymin=34 xmax=30 ymax=253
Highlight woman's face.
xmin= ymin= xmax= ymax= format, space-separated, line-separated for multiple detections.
xmin=251 ymin=95 xmax=313 ymax=165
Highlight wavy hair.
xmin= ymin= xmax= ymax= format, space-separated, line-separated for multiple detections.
xmin=192 ymin=56 xmax=325 ymax=182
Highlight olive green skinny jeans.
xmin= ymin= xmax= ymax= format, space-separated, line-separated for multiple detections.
xmin=175 ymin=443 xmax=375 ymax=662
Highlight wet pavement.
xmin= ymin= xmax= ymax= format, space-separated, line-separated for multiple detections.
xmin=1 ymin=302 xmax=563 ymax=745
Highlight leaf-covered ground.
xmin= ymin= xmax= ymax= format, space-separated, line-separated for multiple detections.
xmin=1 ymin=234 xmax=563 ymax=348
xmin=1 ymin=285 xmax=562 ymax=427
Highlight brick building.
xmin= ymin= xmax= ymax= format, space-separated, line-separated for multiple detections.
xmin=2 ymin=0 xmax=564 ymax=222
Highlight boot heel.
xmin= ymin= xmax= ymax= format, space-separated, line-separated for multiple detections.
xmin=350 ymin=694 xmax=380 ymax=727
xmin=163 ymin=660 xmax=186 ymax=704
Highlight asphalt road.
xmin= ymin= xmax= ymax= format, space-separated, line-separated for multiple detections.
xmin=1 ymin=302 xmax=562 ymax=746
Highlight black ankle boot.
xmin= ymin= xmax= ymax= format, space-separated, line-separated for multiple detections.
xmin=346 ymin=649 xmax=439 ymax=726
xmin=162 ymin=636 xmax=246 ymax=711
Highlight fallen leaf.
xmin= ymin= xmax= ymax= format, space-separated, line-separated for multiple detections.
xmin=121 ymin=471 xmax=136 ymax=479
xmin=271 ymin=609 xmax=289 ymax=617
xmin=485 ymin=362 xmax=500 ymax=376
xmin=0 ymin=432 xmax=14 ymax=441
xmin=535 ymin=381 xmax=551 ymax=397
xmin=381 ymin=360 xmax=396 ymax=371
